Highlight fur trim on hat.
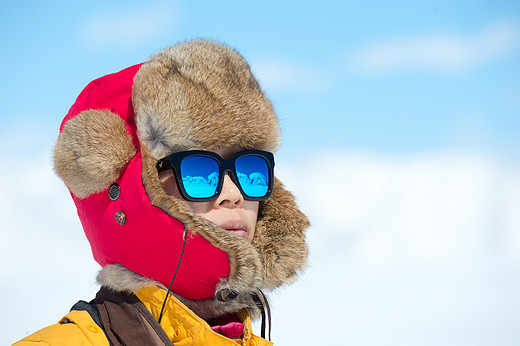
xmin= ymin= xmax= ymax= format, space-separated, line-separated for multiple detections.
xmin=97 ymin=263 xmax=264 ymax=321
xmin=54 ymin=110 xmax=137 ymax=198
xmin=132 ymin=40 xmax=282 ymax=160
xmin=97 ymin=263 xmax=158 ymax=293
xmin=254 ymin=177 xmax=310 ymax=289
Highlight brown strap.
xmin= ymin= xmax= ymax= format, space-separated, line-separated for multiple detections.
xmin=95 ymin=287 xmax=173 ymax=346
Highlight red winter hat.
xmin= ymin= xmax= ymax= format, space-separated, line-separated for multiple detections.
xmin=54 ymin=40 xmax=309 ymax=304
xmin=58 ymin=63 xmax=232 ymax=300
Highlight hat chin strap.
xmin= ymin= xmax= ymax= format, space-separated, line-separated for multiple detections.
xmin=158 ymin=229 xmax=188 ymax=324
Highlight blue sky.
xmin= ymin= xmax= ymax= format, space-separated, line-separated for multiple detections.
xmin=2 ymin=1 xmax=520 ymax=345
xmin=2 ymin=0 xmax=519 ymax=156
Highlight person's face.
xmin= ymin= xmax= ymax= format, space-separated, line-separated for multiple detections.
xmin=158 ymin=147 xmax=259 ymax=242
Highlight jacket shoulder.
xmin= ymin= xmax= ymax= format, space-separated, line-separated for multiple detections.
xmin=13 ymin=310 xmax=109 ymax=346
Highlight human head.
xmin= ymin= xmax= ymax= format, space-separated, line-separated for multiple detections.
xmin=54 ymin=40 xmax=309 ymax=305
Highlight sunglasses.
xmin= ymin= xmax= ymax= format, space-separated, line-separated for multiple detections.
xmin=157 ymin=150 xmax=275 ymax=202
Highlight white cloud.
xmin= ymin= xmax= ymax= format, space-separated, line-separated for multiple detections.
xmin=277 ymin=151 xmax=520 ymax=262
xmin=80 ymin=2 xmax=179 ymax=48
xmin=4 ymin=148 xmax=520 ymax=344
xmin=251 ymin=58 xmax=329 ymax=94
xmin=0 ymin=150 xmax=101 ymax=345
xmin=271 ymin=150 xmax=520 ymax=345
xmin=350 ymin=20 xmax=520 ymax=74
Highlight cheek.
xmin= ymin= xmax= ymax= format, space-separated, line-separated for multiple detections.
xmin=243 ymin=200 xmax=259 ymax=222
xmin=160 ymin=175 xmax=214 ymax=213
xmin=243 ymin=201 xmax=260 ymax=240
xmin=159 ymin=171 xmax=180 ymax=197
xmin=188 ymin=201 xmax=213 ymax=214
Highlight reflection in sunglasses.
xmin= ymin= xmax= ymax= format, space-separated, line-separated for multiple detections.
xmin=182 ymin=171 xmax=268 ymax=198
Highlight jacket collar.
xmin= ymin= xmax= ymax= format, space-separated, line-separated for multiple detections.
xmin=134 ymin=285 xmax=272 ymax=345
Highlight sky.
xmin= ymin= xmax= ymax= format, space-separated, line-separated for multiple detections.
xmin=1 ymin=1 xmax=519 ymax=345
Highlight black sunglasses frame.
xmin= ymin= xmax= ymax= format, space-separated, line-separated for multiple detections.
xmin=157 ymin=150 xmax=275 ymax=202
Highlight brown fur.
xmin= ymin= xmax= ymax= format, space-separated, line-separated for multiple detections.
xmin=132 ymin=40 xmax=282 ymax=160
xmin=254 ymin=178 xmax=310 ymax=289
xmin=97 ymin=263 xmax=158 ymax=293
xmin=53 ymin=110 xmax=137 ymax=198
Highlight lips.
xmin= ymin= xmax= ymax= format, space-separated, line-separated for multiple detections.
xmin=219 ymin=221 xmax=248 ymax=238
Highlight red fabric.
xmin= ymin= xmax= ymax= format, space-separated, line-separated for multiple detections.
xmin=210 ymin=314 xmax=244 ymax=339
xmin=61 ymin=64 xmax=231 ymax=300
xmin=211 ymin=322 xmax=244 ymax=339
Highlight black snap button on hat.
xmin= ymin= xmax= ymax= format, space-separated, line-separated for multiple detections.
xmin=109 ymin=183 xmax=121 ymax=201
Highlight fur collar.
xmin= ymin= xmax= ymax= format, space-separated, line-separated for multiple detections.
xmin=97 ymin=264 xmax=264 ymax=320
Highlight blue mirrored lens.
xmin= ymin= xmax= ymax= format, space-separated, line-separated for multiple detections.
xmin=180 ymin=156 xmax=219 ymax=198
xmin=235 ymin=155 xmax=269 ymax=197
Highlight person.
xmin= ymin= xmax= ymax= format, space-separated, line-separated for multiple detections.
xmin=14 ymin=39 xmax=309 ymax=345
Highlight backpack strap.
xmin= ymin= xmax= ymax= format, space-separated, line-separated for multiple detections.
xmin=67 ymin=287 xmax=173 ymax=346
xmin=94 ymin=286 xmax=173 ymax=346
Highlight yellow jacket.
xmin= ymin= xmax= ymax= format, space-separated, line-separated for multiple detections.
xmin=13 ymin=286 xmax=272 ymax=346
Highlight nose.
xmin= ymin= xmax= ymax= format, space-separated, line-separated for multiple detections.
xmin=214 ymin=173 xmax=243 ymax=208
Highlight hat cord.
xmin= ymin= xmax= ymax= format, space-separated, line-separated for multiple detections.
xmin=158 ymin=229 xmax=188 ymax=324
xmin=156 ymin=229 xmax=272 ymax=342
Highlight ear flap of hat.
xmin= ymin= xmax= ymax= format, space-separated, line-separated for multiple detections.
xmin=254 ymin=177 xmax=310 ymax=289
xmin=54 ymin=109 xmax=137 ymax=199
